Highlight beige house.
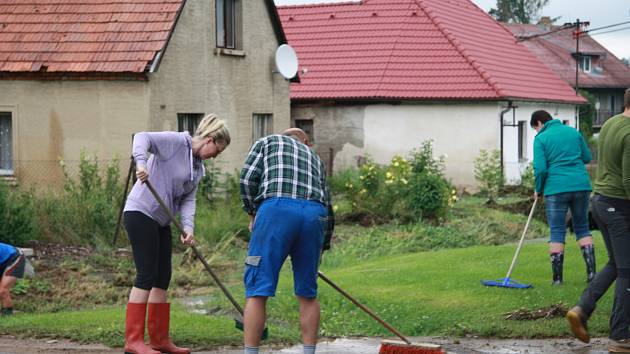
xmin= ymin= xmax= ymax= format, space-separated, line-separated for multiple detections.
xmin=0 ymin=0 xmax=291 ymax=187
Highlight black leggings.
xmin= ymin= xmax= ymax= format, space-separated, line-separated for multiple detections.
xmin=123 ymin=211 xmax=173 ymax=291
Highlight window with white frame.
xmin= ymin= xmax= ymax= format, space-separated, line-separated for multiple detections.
xmin=177 ymin=113 xmax=204 ymax=135
xmin=579 ymin=56 xmax=592 ymax=73
xmin=253 ymin=114 xmax=273 ymax=142
xmin=216 ymin=0 xmax=239 ymax=49
xmin=0 ymin=112 xmax=13 ymax=174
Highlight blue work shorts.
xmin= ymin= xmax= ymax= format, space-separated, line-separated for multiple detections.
xmin=244 ymin=198 xmax=328 ymax=298
xmin=545 ymin=190 xmax=592 ymax=243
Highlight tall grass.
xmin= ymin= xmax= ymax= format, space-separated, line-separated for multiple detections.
xmin=33 ymin=151 xmax=123 ymax=247
xmin=0 ymin=182 xmax=38 ymax=246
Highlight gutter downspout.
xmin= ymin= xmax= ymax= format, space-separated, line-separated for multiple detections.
xmin=500 ymin=101 xmax=516 ymax=178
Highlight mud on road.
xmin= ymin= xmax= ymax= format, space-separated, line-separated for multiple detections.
xmin=0 ymin=335 xmax=611 ymax=354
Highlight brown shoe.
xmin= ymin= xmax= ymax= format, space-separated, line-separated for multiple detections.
xmin=609 ymin=339 xmax=630 ymax=353
xmin=566 ymin=306 xmax=590 ymax=343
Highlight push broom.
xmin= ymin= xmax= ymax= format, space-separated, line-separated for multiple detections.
xmin=143 ymin=180 xmax=269 ymax=340
xmin=481 ymin=197 xmax=538 ymax=289
xmin=318 ymin=272 xmax=444 ymax=354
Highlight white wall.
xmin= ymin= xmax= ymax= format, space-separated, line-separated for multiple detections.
xmin=296 ymin=100 xmax=578 ymax=190
xmin=333 ymin=102 xmax=500 ymax=189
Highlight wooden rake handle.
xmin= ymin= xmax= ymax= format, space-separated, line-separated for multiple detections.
xmin=504 ymin=197 xmax=538 ymax=282
xmin=317 ymin=271 xmax=411 ymax=345
xmin=144 ymin=180 xmax=244 ymax=316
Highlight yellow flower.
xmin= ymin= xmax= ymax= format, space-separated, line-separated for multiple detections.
xmin=333 ymin=205 xmax=339 ymax=212
xmin=401 ymin=178 xmax=408 ymax=185
xmin=386 ymin=171 xmax=393 ymax=178
xmin=393 ymin=162 xmax=399 ymax=167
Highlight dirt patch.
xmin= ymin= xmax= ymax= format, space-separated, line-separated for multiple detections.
xmin=12 ymin=243 xmax=234 ymax=314
xmin=12 ymin=242 xmax=132 ymax=312
xmin=504 ymin=303 xmax=568 ymax=321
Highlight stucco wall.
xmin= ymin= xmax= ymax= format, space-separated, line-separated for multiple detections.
xmin=292 ymin=101 xmax=578 ymax=189
xmin=149 ymin=0 xmax=291 ymax=173
xmin=0 ymin=81 xmax=149 ymax=187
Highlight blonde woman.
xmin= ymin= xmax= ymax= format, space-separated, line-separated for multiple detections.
xmin=123 ymin=114 xmax=230 ymax=354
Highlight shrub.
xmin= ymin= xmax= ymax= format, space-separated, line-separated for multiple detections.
xmin=409 ymin=139 xmax=445 ymax=176
xmin=198 ymin=159 xmax=223 ymax=203
xmin=0 ymin=183 xmax=38 ymax=246
xmin=474 ymin=149 xmax=504 ymax=203
xmin=518 ymin=163 xmax=535 ymax=194
xmin=407 ymin=171 xmax=452 ymax=219
xmin=332 ymin=140 xmax=454 ymax=223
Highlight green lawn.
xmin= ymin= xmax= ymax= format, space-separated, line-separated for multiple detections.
xmin=1 ymin=234 xmax=613 ymax=348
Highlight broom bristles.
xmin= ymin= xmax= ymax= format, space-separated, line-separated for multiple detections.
xmin=379 ymin=340 xmax=445 ymax=354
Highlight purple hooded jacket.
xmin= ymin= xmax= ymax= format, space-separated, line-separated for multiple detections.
xmin=124 ymin=131 xmax=204 ymax=234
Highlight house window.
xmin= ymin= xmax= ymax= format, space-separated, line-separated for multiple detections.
xmin=177 ymin=113 xmax=204 ymax=135
xmin=579 ymin=56 xmax=591 ymax=73
xmin=517 ymin=121 xmax=526 ymax=160
xmin=253 ymin=114 xmax=273 ymax=141
xmin=216 ymin=0 xmax=238 ymax=49
xmin=0 ymin=112 xmax=12 ymax=174
xmin=295 ymin=119 xmax=314 ymax=143
xmin=610 ymin=95 xmax=616 ymax=114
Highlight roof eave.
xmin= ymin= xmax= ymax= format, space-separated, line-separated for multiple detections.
xmin=0 ymin=72 xmax=148 ymax=81
xmin=147 ymin=0 xmax=188 ymax=73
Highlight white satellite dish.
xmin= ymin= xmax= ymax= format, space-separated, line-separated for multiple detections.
xmin=275 ymin=44 xmax=299 ymax=80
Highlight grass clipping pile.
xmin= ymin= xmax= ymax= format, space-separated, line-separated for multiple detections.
xmin=505 ymin=303 xmax=568 ymax=321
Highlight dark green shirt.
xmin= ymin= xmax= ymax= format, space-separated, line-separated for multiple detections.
xmin=533 ymin=119 xmax=592 ymax=196
xmin=240 ymin=135 xmax=330 ymax=215
xmin=594 ymin=113 xmax=630 ymax=200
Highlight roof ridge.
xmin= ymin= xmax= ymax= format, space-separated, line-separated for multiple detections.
xmin=374 ymin=0 xmax=418 ymax=96
xmin=276 ymin=1 xmax=362 ymax=10
xmin=414 ymin=0 xmax=502 ymax=97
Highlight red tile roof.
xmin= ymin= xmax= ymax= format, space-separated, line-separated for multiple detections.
xmin=507 ymin=24 xmax=630 ymax=89
xmin=0 ymin=0 xmax=184 ymax=75
xmin=278 ymin=0 xmax=586 ymax=104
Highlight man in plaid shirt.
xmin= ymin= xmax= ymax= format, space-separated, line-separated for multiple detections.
xmin=240 ymin=128 xmax=332 ymax=354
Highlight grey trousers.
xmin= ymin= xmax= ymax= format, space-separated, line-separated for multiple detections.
xmin=578 ymin=194 xmax=630 ymax=340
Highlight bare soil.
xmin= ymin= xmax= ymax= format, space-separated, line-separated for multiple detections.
xmin=504 ymin=303 xmax=569 ymax=321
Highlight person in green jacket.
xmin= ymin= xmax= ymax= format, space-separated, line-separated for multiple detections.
xmin=566 ymin=88 xmax=630 ymax=351
xmin=531 ymin=110 xmax=594 ymax=285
